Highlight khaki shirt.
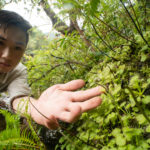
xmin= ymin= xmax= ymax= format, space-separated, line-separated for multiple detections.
xmin=0 ymin=63 xmax=31 ymax=109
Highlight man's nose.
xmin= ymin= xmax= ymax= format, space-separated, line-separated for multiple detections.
xmin=1 ymin=47 xmax=11 ymax=59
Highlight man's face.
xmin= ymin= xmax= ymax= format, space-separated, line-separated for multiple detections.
xmin=0 ymin=26 xmax=27 ymax=73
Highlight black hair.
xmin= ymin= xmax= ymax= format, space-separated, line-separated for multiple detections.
xmin=0 ymin=10 xmax=32 ymax=44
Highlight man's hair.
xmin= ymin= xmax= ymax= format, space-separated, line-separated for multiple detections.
xmin=0 ymin=10 xmax=32 ymax=44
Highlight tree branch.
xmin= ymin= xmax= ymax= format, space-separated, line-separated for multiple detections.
xmin=39 ymin=0 xmax=76 ymax=34
xmin=69 ymin=14 xmax=95 ymax=52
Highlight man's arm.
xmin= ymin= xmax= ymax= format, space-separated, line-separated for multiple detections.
xmin=12 ymin=79 xmax=104 ymax=129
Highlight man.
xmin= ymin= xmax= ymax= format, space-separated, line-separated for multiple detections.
xmin=0 ymin=10 xmax=103 ymax=129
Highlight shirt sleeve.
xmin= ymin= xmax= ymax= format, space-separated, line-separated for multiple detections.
xmin=7 ymin=67 xmax=31 ymax=111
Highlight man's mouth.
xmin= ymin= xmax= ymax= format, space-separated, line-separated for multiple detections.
xmin=0 ymin=62 xmax=11 ymax=67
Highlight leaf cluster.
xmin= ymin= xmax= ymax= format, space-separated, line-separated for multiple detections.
xmin=0 ymin=110 xmax=45 ymax=150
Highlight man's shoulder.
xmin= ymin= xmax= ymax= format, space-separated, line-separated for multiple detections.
xmin=13 ymin=63 xmax=27 ymax=73
xmin=0 ymin=63 xmax=28 ymax=91
xmin=8 ymin=63 xmax=27 ymax=79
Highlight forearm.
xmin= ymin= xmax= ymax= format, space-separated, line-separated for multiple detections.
xmin=12 ymin=96 xmax=53 ymax=128
xmin=12 ymin=97 xmax=40 ymax=122
xmin=12 ymin=96 xmax=34 ymax=114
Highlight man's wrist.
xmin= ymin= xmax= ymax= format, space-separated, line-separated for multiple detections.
xmin=29 ymin=98 xmax=46 ymax=126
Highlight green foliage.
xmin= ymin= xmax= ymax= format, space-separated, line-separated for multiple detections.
xmin=25 ymin=32 xmax=94 ymax=96
xmin=0 ymin=0 xmax=8 ymax=9
xmin=55 ymin=36 xmax=150 ymax=149
xmin=0 ymin=110 xmax=45 ymax=150
xmin=89 ymin=0 xmax=100 ymax=15
xmin=23 ymin=0 xmax=150 ymax=149
xmin=26 ymin=27 xmax=50 ymax=54
xmin=25 ymin=0 xmax=150 ymax=149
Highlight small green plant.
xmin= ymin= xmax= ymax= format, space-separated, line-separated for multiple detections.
xmin=0 ymin=109 xmax=45 ymax=150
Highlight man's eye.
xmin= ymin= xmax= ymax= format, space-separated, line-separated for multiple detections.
xmin=15 ymin=46 xmax=23 ymax=51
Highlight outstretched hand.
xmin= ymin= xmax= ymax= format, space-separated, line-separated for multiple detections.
xmin=31 ymin=79 xmax=104 ymax=129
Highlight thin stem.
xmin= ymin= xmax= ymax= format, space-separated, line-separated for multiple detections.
xmin=128 ymin=0 xmax=143 ymax=34
xmin=120 ymin=0 xmax=149 ymax=47
xmin=142 ymin=0 xmax=147 ymax=31
xmin=29 ymin=60 xmax=89 ymax=86
xmin=126 ymin=87 xmax=150 ymax=123
xmin=90 ymin=40 xmax=118 ymax=61
xmin=90 ymin=20 xmax=116 ymax=52
xmin=50 ymin=53 xmax=89 ymax=67
xmin=94 ymin=15 xmax=135 ymax=44
xmin=82 ymin=12 xmax=117 ymax=52
xmin=108 ymin=92 xmax=124 ymax=127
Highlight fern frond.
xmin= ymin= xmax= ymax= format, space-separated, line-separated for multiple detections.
xmin=0 ymin=110 xmax=45 ymax=150
xmin=0 ymin=137 xmax=42 ymax=150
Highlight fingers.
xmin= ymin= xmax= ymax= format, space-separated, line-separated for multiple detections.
xmin=58 ymin=104 xmax=81 ymax=123
xmin=45 ymin=115 xmax=60 ymax=130
xmin=57 ymin=97 xmax=102 ymax=123
xmin=72 ymin=86 xmax=104 ymax=102
xmin=78 ymin=96 xmax=102 ymax=113
xmin=59 ymin=79 xmax=85 ymax=91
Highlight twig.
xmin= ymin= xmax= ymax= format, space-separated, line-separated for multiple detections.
xmin=89 ymin=20 xmax=116 ymax=52
xmin=90 ymin=40 xmax=118 ymax=61
xmin=128 ymin=0 xmax=143 ymax=35
xmin=50 ymin=54 xmax=89 ymax=67
xmin=126 ymin=87 xmax=150 ymax=123
xmin=120 ymin=0 xmax=150 ymax=47
xmin=70 ymin=16 xmax=96 ymax=52
xmin=94 ymin=15 xmax=135 ymax=44
xmin=29 ymin=63 xmax=68 ymax=86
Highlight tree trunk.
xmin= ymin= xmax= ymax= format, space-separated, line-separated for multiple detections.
xmin=39 ymin=0 xmax=76 ymax=35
